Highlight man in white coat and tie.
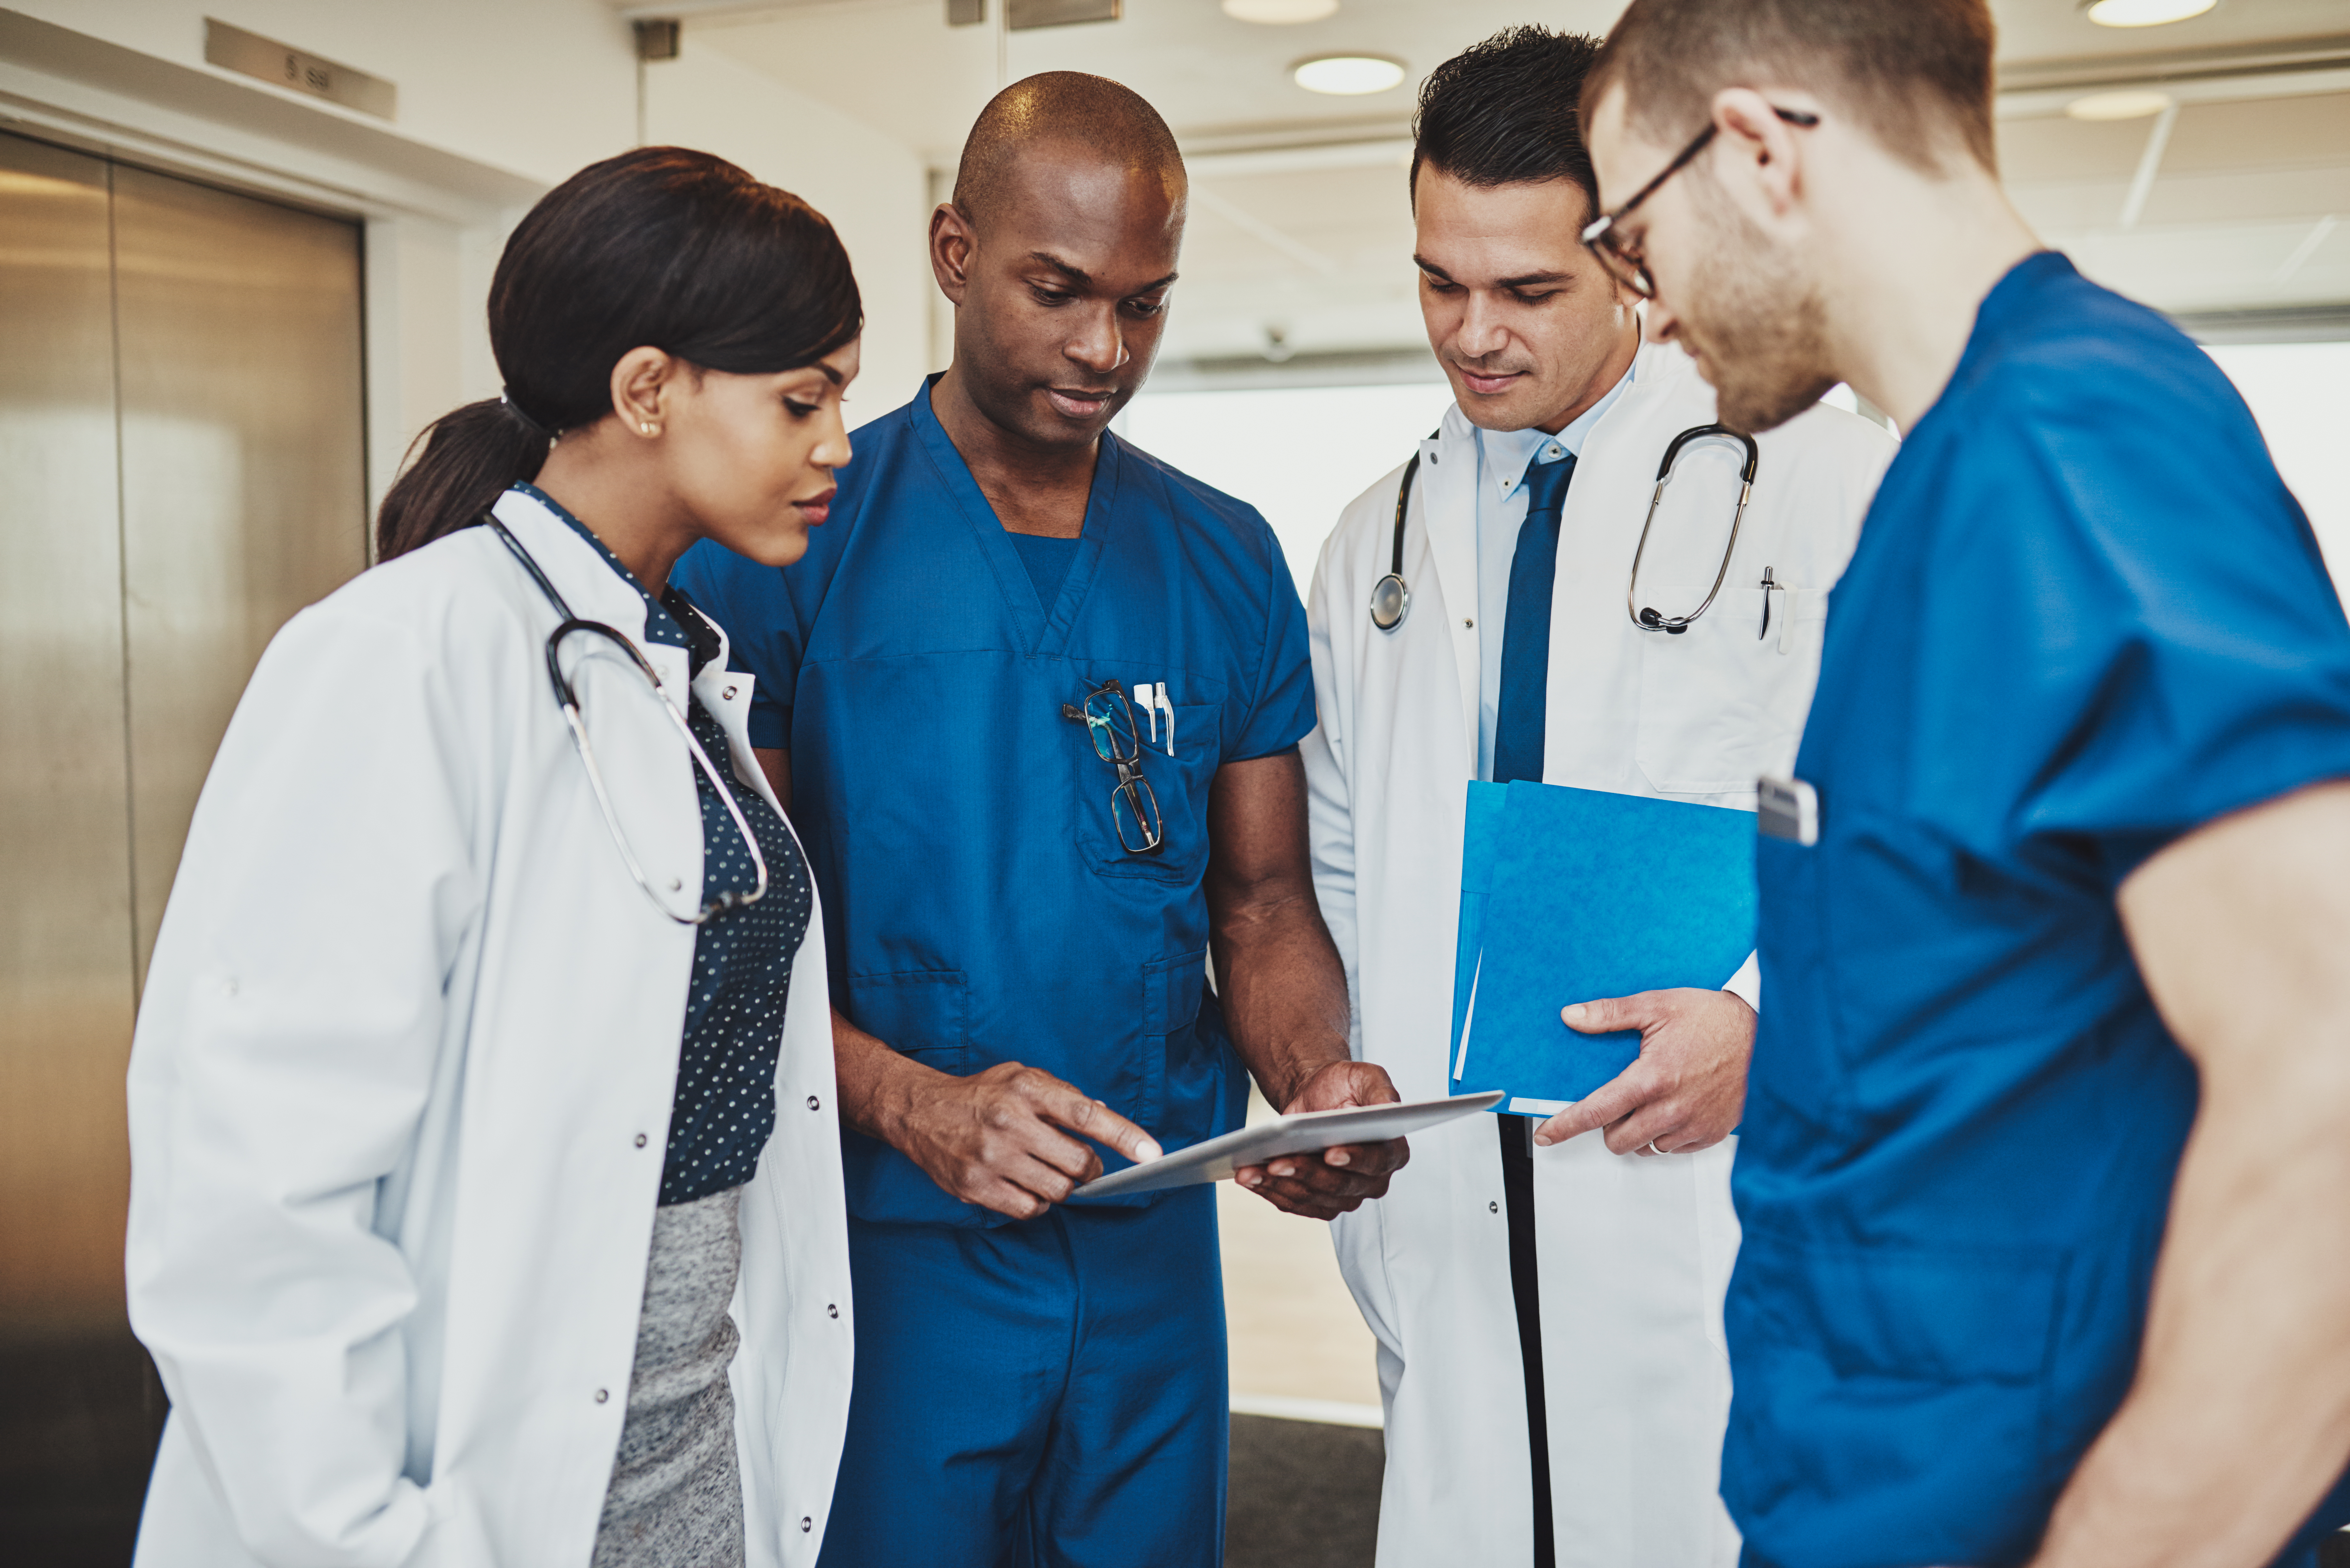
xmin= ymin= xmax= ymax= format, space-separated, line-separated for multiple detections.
xmin=1301 ymin=27 xmax=1895 ymax=1566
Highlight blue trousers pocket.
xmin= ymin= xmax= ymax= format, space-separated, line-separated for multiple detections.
xmin=1724 ymin=1233 xmax=2066 ymax=1568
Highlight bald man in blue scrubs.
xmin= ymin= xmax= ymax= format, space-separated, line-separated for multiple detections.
xmin=1581 ymin=4 xmax=2350 ymax=1568
xmin=677 ymin=73 xmax=1407 ymax=1567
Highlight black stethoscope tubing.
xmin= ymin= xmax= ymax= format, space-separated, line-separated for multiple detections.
xmin=1368 ymin=424 xmax=1762 ymax=638
xmin=1626 ymin=423 xmax=1760 ymax=635
xmin=1367 ymin=451 xmax=1420 ymax=632
xmin=488 ymin=517 xmax=769 ymax=924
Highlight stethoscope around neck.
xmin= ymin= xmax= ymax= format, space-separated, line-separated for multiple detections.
xmin=1367 ymin=422 xmax=1762 ymax=637
xmin=487 ymin=516 xmax=769 ymax=926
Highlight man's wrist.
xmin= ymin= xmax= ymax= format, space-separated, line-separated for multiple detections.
xmin=1270 ymin=1044 xmax=1353 ymax=1111
xmin=852 ymin=1044 xmax=941 ymax=1148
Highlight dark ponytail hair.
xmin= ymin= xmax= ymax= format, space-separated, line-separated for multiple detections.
xmin=375 ymin=146 xmax=863 ymax=561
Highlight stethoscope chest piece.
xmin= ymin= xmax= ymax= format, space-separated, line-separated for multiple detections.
xmin=1369 ymin=450 xmax=1424 ymax=634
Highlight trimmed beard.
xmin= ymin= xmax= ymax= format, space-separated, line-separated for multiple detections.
xmin=1681 ymin=191 xmax=1836 ymax=434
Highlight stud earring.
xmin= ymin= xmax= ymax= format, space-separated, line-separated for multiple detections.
xmin=640 ymin=421 xmax=659 ymax=436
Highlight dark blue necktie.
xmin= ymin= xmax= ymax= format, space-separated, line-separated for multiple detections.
xmin=1491 ymin=451 xmax=1576 ymax=785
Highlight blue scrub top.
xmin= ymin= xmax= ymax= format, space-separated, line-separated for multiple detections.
xmin=1728 ymin=253 xmax=2350 ymax=1568
xmin=673 ymin=378 xmax=1315 ymax=1228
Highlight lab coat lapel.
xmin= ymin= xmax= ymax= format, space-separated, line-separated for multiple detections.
xmin=490 ymin=489 xmax=703 ymax=907
xmin=1420 ymin=411 xmax=1482 ymax=773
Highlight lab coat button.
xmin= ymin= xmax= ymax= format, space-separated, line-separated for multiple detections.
xmin=722 ymin=685 xmax=738 ymax=700
xmin=595 ymin=1388 xmax=609 ymax=1404
xmin=1464 ymin=618 xmax=1474 ymax=629
xmin=800 ymin=1517 xmax=813 ymax=1532
xmin=1489 ymin=1201 xmax=1499 ymax=1213
xmin=667 ymin=876 xmax=683 ymax=892
xmin=827 ymin=1303 xmax=839 ymax=1319
xmin=807 ymin=1095 xmax=821 ymax=1111
xmin=634 ymin=1133 xmax=648 ymax=1148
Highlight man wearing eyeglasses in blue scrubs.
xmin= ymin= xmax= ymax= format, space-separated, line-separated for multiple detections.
xmin=1581 ymin=3 xmax=2350 ymax=1567
xmin=675 ymin=72 xmax=1408 ymax=1567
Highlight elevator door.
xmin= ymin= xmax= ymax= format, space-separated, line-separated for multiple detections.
xmin=0 ymin=129 xmax=366 ymax=1563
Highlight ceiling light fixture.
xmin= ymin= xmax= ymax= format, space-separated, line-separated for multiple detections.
xmin=2066 ymin=87 xmax=2176 ymax=119
xmin=2082 ymin=0 xmax=2217 ymax=28
xmin=1223 ymin=0 xmax=1339 ymax=22
xmin=1292 ymin=53 xmax=1405 ymax=95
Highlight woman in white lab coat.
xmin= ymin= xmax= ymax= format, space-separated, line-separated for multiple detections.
xmin=1303 ymin=337 xmax=1893 ymax=1566
xmin=125 ymin=147 xmax=862 ymax=1568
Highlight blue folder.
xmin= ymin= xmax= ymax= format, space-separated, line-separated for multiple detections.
xmin=1452 ymin=780 xmax=1757 ymax=1112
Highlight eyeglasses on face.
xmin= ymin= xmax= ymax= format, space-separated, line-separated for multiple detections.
xmin=1580 ymin=106 xmax=1821 ymax=301
xmin=1061 ymin=679 xmax=1166 ymax=858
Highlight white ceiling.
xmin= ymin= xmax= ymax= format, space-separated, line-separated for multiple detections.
xmin=681 ymin=0 xmax=2350 ymax=363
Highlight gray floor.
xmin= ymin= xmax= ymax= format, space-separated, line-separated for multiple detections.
xmin=1227 ymin=1414 xmax=1383 ymax=1568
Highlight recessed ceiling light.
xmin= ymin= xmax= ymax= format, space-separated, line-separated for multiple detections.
xmin=1293 ymin=54 xmax=1406 ymax=95
xmin=1223 ymin=0 xmax=1339 ymax=22
xmin=2066 ymin=88 xmax=2175 ymax=120
xmin=2082 ymin=0 xmax=2217 ymax=27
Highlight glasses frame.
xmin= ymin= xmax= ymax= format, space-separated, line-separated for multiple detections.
xmin=1061 ymin=679 xmax=1167 ymax=858
xmin=1580 ymin=106 xmax=1821 ymax=299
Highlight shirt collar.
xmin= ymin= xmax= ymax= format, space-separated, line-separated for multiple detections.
xmin=1474 ymin=358 xmax=1636 ymax=500
xmin=509 ymin=482 xmax=711 ymax=664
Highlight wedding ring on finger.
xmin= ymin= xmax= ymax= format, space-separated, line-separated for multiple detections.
xmin=1644 ymin=1139 xmax=1669 ymax=1156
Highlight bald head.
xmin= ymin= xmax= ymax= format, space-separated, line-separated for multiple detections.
xmin=953 ymin=71 xmax=1185 ymax=233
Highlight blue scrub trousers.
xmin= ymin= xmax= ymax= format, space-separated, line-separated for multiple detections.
xmin=818 ymin=1185 xmax=1228 ymax=1568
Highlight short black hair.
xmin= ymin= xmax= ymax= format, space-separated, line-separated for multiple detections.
xmin=1411 ymin=27 xmax=1604 ymax=216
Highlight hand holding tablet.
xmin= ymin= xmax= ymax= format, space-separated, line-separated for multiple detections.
xmin=1074 ymin=1090 xmax=1505 ymax=1198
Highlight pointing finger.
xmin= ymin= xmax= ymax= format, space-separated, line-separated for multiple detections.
xmin=1046 ymin=1084 xmax=1162 ymax=1164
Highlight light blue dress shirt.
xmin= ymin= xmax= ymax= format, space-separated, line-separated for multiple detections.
xmin=1473 ymin=362 xmax=1634 ymax=781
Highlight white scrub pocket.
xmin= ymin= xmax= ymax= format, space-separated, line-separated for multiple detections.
xmin=1634 ymin=583 xmax=1768 ymax=798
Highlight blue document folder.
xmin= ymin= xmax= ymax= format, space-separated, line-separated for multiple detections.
xmin=1452 ymin=781 xmax=1757 ymax=1113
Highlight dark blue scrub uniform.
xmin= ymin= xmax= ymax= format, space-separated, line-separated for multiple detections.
xmin=1727 ymin=253 xmax=2350 ymax=1568
xmin=675 ymin=379 xmax=1315 ymax=1567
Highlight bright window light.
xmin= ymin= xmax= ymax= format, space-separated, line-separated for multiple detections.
xmin=1293 ymin=55 xmax=1406 ymax=96
xmin=2204 ymin=341 xmax=2350 ymax=607
xmin=2066 ymin=89 xmax=2174 ymax=120
xmin=2083 ymin=0 xmax=2217 ymax=27
xmin=1115 ymin=383 xmax=1456 ymax=596
xmin=1223 ymin=0 xmax=1339 ymax=22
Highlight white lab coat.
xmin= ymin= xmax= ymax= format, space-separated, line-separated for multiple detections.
xmin=1302 ymin=341 xmax=1893 ymax=1566
xmin=124 ymin=488 xmax=853 ymax=1568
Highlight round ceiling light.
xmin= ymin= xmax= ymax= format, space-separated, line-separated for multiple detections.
xmin=1223 ymin=0 xmax=1339 ymax=22
xmin=1293 ymin=54 xmax=1406 ymax=95
xmin=2066 ymin=88 xmax=2175 ymax=119
xmin=2082 ymin=0 xmax=2217 ymax=27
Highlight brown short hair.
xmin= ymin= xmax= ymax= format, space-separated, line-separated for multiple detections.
xmin=1584 ymin=0 xmax=1998 ymax=177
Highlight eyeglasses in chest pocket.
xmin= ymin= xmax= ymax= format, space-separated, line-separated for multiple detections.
xmin=1060 ymin=675 xmax=1220 ymax=887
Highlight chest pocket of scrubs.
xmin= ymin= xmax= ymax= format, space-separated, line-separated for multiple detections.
xmin=1634 ymin=584 xmax=1769 ymax=798
xmin=1071 ymin=693 xmax=1220 ymax=888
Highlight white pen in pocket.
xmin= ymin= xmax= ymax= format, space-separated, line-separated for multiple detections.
xmin=1156 ymin=682 xmax=1173 ymax=755
xmin=1133 ymin=684 xmax=1157 ymax=745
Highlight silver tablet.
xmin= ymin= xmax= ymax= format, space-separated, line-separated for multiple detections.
xmin=1074 ymin=1090 xmax=1506 ymax=1198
